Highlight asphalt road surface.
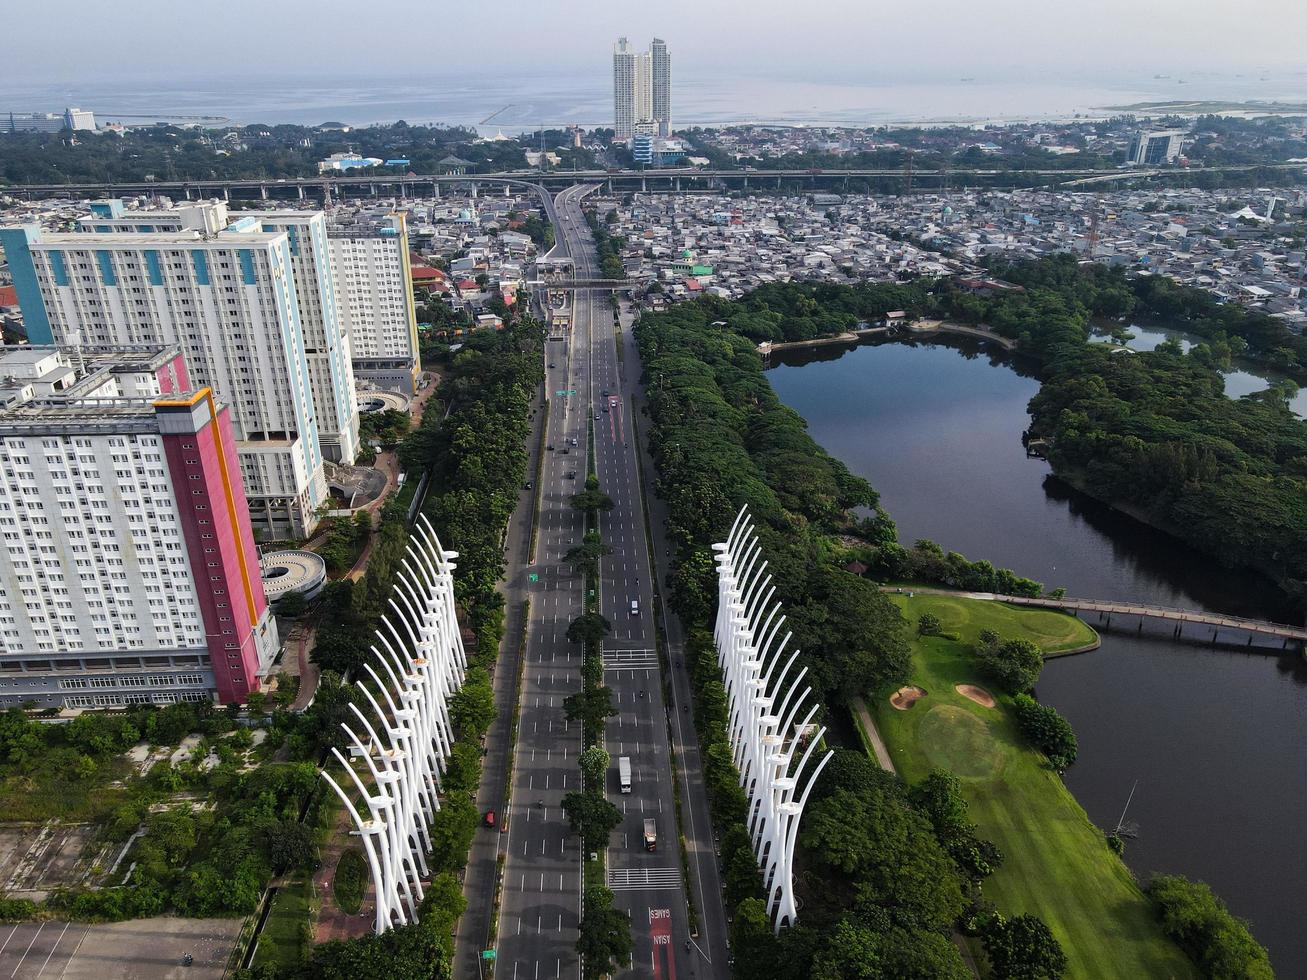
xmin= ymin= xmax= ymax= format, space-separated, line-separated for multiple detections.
xmin=0 ymin=918 xmax=238 ymax=978
xmin=491 ymin=186 xmax=730 ymax=980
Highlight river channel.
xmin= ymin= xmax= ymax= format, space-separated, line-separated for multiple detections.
xmin=766 ymin=336 xmax=1307 ymax=974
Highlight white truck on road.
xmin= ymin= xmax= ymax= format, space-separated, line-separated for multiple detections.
xmin=618 ymin=756 xmax=632 ymax=794
xmin=643 ymin=818 xmax=657 ymax=851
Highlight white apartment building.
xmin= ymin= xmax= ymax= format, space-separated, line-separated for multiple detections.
xmin=1 ymin=211 xmax=328 ymax=537
xmin=613 ymin=37 xmax=671 ymax=141
xmin=246 ymin=211 xmax=360 ymax=463
xmin=651 ymin=39 xmax=671 ymax=138
xmin=0 ymin=345 xmax=278 ymax=709
xmin=327 ymin=208 xmax=421 ymax=393
xmin=613 ymin=38 xmax=640 ymax=140
xmin=75 ymin=201 xmax=360 ymax=464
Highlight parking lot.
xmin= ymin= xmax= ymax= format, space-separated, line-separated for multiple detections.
xmin=0 ymin=823 xmax=99 ymax=894
xmin=0 ymin=917 xmax=241 ymax=979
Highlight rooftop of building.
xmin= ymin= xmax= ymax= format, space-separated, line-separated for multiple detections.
xmin=0 ymin=343 xmax=177 ymax=374
xmin=0 ymin=344 xmax=190 ymax=432
xmin=25 ymin=228 xmax=290 ymax=247
xmin=0 ymin=395 xmax=209 ymax=436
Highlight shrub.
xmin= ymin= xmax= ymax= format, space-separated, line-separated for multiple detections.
xmin=982 ymin=912 xmax=1067 ymax=979
xmin=978 ymin=637 xmax=1044 ymax=694
xmin=1149 ymin=875 xmax=1273 ymax=980
xmin=333 ymin=848 xmax=367 ymax=915
xmin=1011 ymin=694 xmax=1077 ymax=769
xmin=0 ymin=896 xmax=38 ymax=922
xmin=917 ymin=613 xmax=942 ymax=636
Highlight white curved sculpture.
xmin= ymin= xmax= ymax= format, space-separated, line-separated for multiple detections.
xmin=713 ymin=505 xmax=832 ymax=933
xmin=319 ymin=518 xmax=467 ymax=933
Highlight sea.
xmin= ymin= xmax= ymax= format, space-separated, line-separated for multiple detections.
xmin=6 ymin=68 xmax=1307 ymax=133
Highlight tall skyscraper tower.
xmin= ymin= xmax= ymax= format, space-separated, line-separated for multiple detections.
xmin=651 ymin=38 xmax=671 ymax=137
xmin=613 ymin=37 xmax=638 ymax=140
xmin=613 ymin=37 xmax=671 ymax=140
xmin=634 ymin=50 xmax=653 ymax=129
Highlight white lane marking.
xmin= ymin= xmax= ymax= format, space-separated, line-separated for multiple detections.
xmin=0 ymin=924 xmax=21 ymax=958
xmin=12 ymin=921 xmax=45 ymax=979
xmin=34 ymin=920 xmax=70 ymax=979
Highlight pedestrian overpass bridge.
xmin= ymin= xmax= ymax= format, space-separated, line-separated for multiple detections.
xmin=892 ymin=588 xmax=1307 ymax=644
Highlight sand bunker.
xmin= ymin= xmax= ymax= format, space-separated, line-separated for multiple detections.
xmin=890 ymin=685 xmax=927 ymax=710
xmin=955 ymin=684 xmax=996 ymax=708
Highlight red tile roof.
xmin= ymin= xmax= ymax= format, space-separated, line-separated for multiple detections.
xmin=0 ymin=286 xmax=17 ymax=308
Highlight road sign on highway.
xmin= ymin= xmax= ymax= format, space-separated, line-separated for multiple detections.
xmin=554 ymin=389 xmax=577 ymax=397
xmin=482 ymin=949 xmax=496 ymax=960
xmin=528 ymin=573 xmax=539 ymax=583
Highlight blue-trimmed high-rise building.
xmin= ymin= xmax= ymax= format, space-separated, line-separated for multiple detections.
xmin=0 ymin=201 xmax=337 ymax=537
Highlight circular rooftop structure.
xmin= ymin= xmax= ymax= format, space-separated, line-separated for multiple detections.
xmin=260 ymin=550 xmax=327 ymax=601
xmin=356 ymin=389 xmax=411 ymax=414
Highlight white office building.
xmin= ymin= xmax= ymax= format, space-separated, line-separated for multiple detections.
xmin=0 ymin=345 xmax=278 ymax=709
xmin=5 ymin=108 xmax=96 ymax=133
xmin=1127 ymin=129 xmax=1187 ymax=166
xmin=327 ymin=208 xmax=421 ymax=393
xmin=1 ymin=206 xmax=329 ymax=537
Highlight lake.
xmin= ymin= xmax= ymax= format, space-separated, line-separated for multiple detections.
xmin=767 ymin=336 xmax=1307 ymax=974
xmin=1090 ymin=321 xmax=1307 ymax=418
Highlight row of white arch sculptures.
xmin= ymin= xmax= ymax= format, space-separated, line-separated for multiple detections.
xmin=713 ymin=506 xmax=832 ymax=933
xmin=319 ymin=514 xmax=468 ymax=934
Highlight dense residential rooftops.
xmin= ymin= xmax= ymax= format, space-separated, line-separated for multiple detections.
xmin=596 ymin=186 xmax=1307 ymax=327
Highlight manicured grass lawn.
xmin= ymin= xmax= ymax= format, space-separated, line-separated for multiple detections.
xmin=391 ymin=479 xmax=417 ymax=516
xmin=887 ymin=588 xmax=1099 ymax=655
xmin=333 ymin=847 xmax=366 ymax=915
xmin=253 ymin=878 xmax=313 ymax=973
xmin=874 ymin=594 xmax=1194 ymax=980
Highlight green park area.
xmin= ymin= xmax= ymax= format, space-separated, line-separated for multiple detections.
xmin=870 ymin=593 xmax=1195 ymax=980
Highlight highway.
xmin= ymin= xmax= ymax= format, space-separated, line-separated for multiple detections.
xmin=491 ymin=186 xmax=592 ymax=980
xmin=10 ymin=161 xmax=1307 ymax=200
xmin=493 ymin=186 xmax=728 ymax=980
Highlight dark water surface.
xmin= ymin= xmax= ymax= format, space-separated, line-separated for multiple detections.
xmin=767 ymin=337 xmax=1307 ymax=974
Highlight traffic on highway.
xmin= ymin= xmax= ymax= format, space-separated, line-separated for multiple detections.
xmin=494 ymin=185 xmax=728 ymax=980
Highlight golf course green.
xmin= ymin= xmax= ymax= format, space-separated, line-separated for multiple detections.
xmin=871 ymin=593 xmax=1195 ymax=980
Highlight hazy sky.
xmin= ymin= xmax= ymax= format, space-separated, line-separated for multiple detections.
xmin=7 ymin=0 xmax=1307 ymax=83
